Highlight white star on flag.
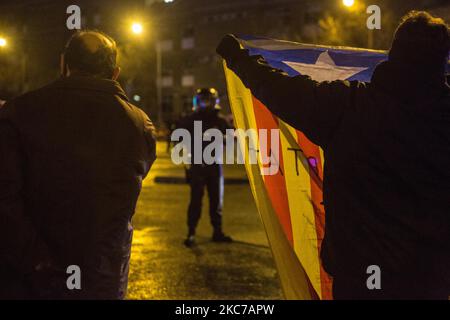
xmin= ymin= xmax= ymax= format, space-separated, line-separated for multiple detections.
xmin=283 ymin=51 xmax=368 ymax=82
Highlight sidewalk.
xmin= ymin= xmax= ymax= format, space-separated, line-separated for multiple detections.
xmin=127 ymin=142 xmax=283 ymax=299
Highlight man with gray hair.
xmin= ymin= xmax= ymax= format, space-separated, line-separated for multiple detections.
xmin=0 ymin=30 xmax=156 ymax=299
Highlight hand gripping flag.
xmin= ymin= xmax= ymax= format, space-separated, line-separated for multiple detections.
xmin=223 ymin=36 xmax=389 ymax=300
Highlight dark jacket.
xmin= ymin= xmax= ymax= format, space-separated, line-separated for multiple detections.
xmin=219 ymin=43 xmax=450 ymax=293
xmin=0 ymin=76 xmax=156 ymax=299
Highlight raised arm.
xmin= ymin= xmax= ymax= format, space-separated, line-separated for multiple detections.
xmin=217 ymin=34 xmax=356 ymax=148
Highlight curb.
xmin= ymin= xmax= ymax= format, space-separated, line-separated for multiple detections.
xmin=154 ymin=176 xmax=249 ymax=185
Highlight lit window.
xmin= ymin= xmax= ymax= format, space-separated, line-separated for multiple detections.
xmin=159 ymin=40 xmax=173 ymax=52
xmin=181 ymin=37 xmax=195 ymax=50
xmin=181 ymin=75 xmax=195 ymax=87
xmin=161 ymin=76 xmax=174 ymax=88
xmin=199 ymin=55 xmax=211 ymax=64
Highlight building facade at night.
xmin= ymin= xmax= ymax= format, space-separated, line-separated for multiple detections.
xmin=0 ymin=0 xmax=448 ymax=125
xmin=148 ymin=0 xmax=327 ymax=121
xmin=0 ymin=0 xmax=326 ymax=123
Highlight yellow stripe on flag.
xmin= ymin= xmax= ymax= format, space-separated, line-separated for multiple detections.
xmin=279 ymin=121 xmax=323 ymax=299
xmin=224 ymin=62 xmax=315 ymax=300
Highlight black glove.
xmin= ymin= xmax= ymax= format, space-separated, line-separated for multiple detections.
xmin=216 ymin=34 xmax=243 ymax=63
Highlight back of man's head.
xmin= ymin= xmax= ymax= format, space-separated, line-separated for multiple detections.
xmin=63 ymin=30 xmax=118 ymax=79
xmin=389 ymin=11 xmax=449 ymax=73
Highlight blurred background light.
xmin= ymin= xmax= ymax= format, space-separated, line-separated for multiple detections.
xmin=131 ymin=22 xmax=143 ymax=35
xmin=343 ymin=0 xmax=355 ymax=8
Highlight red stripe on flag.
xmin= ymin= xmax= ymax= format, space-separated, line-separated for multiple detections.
xmin=252 ymin=97 xmax=294 ymax=245
xmin=296 ymin=131 xmax=333 ymax=299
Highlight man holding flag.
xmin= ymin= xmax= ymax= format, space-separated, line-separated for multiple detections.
xmin=217 ymin=11 xmax=449 ymax=299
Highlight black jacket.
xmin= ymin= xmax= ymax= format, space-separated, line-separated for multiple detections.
xmin=219 ymin=43 xmax=450 ymax=291
xmin=0 ymin=76 xmax=156 ymax=299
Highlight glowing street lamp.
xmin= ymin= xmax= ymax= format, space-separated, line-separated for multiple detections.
xmin=0 ymin=38 xmax=7 ymax=47
xmin=343 ymin=0 xmax=355 ymax=8
xmin=127 ymin=19 xmax=163 ymax=125
xmin=341 ymin=0 xmax=374 ymax=48
xmin=131 ymin=22 xmax=143 ymax=35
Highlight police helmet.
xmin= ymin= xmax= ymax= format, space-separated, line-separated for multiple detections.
xmin=193 ymin=88 xmax=221 ymax=112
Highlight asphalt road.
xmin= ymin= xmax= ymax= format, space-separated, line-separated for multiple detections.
xmin=126 ymin=142 xmax=283 ymax=300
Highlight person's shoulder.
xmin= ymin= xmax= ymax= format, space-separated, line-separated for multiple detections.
xmin=126 ymin=103 xmax=156 ymax=135
xmin=7 ymin=81 xmax=58 ymax=108
xmin=0 ymin=83 xmax=54 ymax=120
xmin=216 ymin=113 xmax=230 ymax=124
xmin=213 ymin=112 xmax=232 ymax=130
xmin=126 ymin=102 xmax=151 ymax=123
xmin=216 ymin=112 xmax=228 ymax=120
xmin=125 ymin=101 xmax=143 ymax=114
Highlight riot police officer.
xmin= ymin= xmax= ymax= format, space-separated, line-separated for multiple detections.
xmin=178 ymin=88 xmax=233 ymax=247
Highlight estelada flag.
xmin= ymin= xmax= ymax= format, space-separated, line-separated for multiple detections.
xmin=223 ymin=36 xmax=388 ymax=300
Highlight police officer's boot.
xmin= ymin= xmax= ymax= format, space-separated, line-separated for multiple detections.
xmin=212 ymin=229 xmax=233 ymax=243
xmin=184 ymin=235 xmax=196 ymax=247
xmin=184 ymin=228 xmax=196 ymax=247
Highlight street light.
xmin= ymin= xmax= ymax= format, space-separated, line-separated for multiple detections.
xmin=342 ymin=0 xmax=355 ymax=7
xmin=341 ymin=0 xmax=374 ymax=49
xmin=131 ymin=22 xmax=143 ymax=35
xmin=127 ymin=20 xmax=164 ymax=127
xmin=0 ymin=38 xmax=7 ymax=47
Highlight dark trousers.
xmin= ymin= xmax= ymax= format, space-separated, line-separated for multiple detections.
xmin=187 ymin=165 xmax=224 ymax=235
